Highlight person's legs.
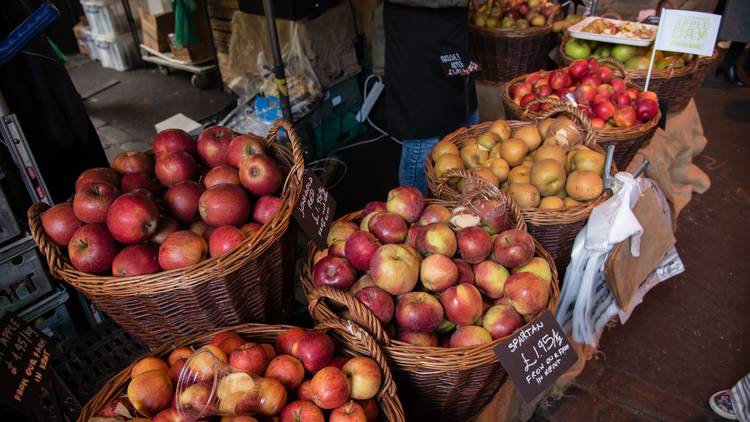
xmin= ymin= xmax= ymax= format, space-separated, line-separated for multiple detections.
xmin=399 ymin=136 xmax=440 ymax=194
xmin=718 ymin=42 xmax=746 ymax=86
xmin=730 ymin=373 xmax=750 ymax=421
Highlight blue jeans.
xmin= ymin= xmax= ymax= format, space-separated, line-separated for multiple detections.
xmin=399 ymin=110 xmax=480 ymax=195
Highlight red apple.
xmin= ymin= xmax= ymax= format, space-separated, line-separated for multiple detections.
xmin=638 ymin=91 xmax=659 ymax=102
xmin=474 ymin=259 xmax=510 ymax=299
xmin=354 ymin=286 xmax=394 ymax=325
xmin=311 ymin=367 xmax=350 ymax=409
xmin=491 ymin=229 xmax=535 ymax=268
xmin=613 ymin=92 xmax=631 ymax=107
xmin=327 ymin=221 xmax=358 ymax=247
xmin=483 ymin=303 xmax=524 ymax=339
xmin=574 ymin=84 xmax=596 ymax=105
xmin=112 ymin=244 xmax=161 ymax=277
xmin=239 ymin=154 xmax=283 ymax=196
xmin=294 ymin=332 xmax=334 ymax=373
xmin=439 ymin=283 xmax=483 ymax=326
xmin=509 ymin=81 xmax=533 ymax=99
xmin=330 ymin=401 xmax=367 ymax=422
xmin=611 ymin=77 xmax=627 ymax=93
xmin=385 ymin=186 xmax=424 ymax=223
xmin=367 ymin=212 xmax=407 ymax=244
xmin=456 ymin=226 xmax=493 ymax=264
xmin=313 ymin=255 xmax=357 ymax=291
xmin=68 ymin=224 xmax=118 ymax=273
xmin=152 ymin=407 xmax=189 ymax=422
xmin=579 ymin=75 xmax=601 ymax=86
xmin=344 ymin=231 xmax=380 ymax=271
xmin=449 ymin=326 xmax=493 ymax=347
xmin=41 ymin=203 xmax=84 ymax=246
xmin=419 ymin=254 xmax=458 ymax=292
xmin=253 ymin=195 xmax=281 ymax=225
xmin=203 ymin=165 xmax=240 ymax=188
xmin=199 ymin=184 xmax=251 ymax=227
xmin=416 ymin=223 xmax=457 ymax=256
xmin=397 ymin=330 xmax=438 ymax=347
xmin=227 ymin=134 xmax=266 ymax=169
xmin=164 ymin=180 xmax=204 ymax=223
xmin=152 ymin=129 xmax=195 ymax=157
xmin=405 ymin=225 xmax=422 ymax=250
xmin=189 ymin=220 xmax=213 ymax=239
xmin=106 ymin=192 xmax=159 ymax=243
xmin=210 ymin=331 xmax=241 ymax=347
xmin=520 ymin=93 xmax=539 ymax=111
xmin=454 ymin=258 xmax=475 ymax=284
xmin=155 ymin=151 xmax=198 ymax=187
xmin=151 ymin=215 xmax=180 ymax=244
xmin=548 ymin=70 xmax=572 ymax=90
xmin=197 ymin=126 xmax=233 ymax=167
xmin=417 ymin=204 xmax=451 ymax=226
xmin=208 ymin=225 xmax=245 ymax=257
xmin=363 ymin=201 xmax=386 ymax=215
xmin=568 ymin=59 xmax=589 ymax=80
xmin=280 ymin=400 xmax=324 ymax=422
xmin=75 ymin=167 xmax=119 ymax=192
xmin=355 ymin=398 xmax=379 ymax=422
xmin=158 ymin=230 xmax=208 ymax=270
xmin=97 ymin=397 xmax=136 ymax=418
xmin=626 ymin=87 xmax=639 ymax=101
xmin=128 ymin=369 xmax=173 ymax=417
xmin=596 ymin=85 xmax=614 ymax=100
xmin=112 ymin=151 xmax=153 ymax=175
xmin=504 ymin=272 xmax=549 ymax=315
xmin=593 ymin=100 xmax=615 ymax=121
xmin=229 ymin=343 xmax=269 ymax=375
xmin=274 ymin=328 xmax=303 ymax=357
xmin=342 ymin=357 xmax=381 ymax=400
xmin=591 ymin=118 xmax=605 ymax=129
xmin=635 ymin=99 xmax=658 ymax=121
xmin=396 ymin=292 xmax=444 ymax=332
xmin=613 ymin=105 xmax=637 ymax=128
xmin=534 ymin=83 xmax=553 ymax=97
xmin=328 ymin=356 xmax=350 ymax=370
xmin=369 ymin=244 xmax=420 ymax=295
xmin=266 ymin=355 xmax=305 ymax=391
xmin=596 ymin=65 xmax=613 ymax=83
xmin=121 ymin=172 xmax=161 ymax=195
xmin=240 ymin=222 xmax=261 ymax=235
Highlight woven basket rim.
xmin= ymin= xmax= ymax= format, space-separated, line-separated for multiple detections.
xmin=302 ymin=200 xmax=561 ymax=372
xmin=76 ymin=320 xmax=406 ymax=422
xmin=27 ymin=121 xmax=305 ymax=296
xmin=469 ymin=21 xmax=552 ymax=37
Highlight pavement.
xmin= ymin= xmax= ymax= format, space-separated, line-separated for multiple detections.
xmin=65 ymin=53 xmax=750 ymax=421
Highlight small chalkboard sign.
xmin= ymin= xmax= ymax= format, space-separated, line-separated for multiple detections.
xmin=293 ymin=170 xmax=337 ymax=249
xmin=493 ymin=310 xmax=578 ymax=402
xmin=642 ymin=15 xmax=661 ymax=25
xmin=0 ymin=313 xmax=53 ymax=410
xmin=439 ymin=52 xmax=480 ymax=77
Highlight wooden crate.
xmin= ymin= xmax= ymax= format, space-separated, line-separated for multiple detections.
xmin=208 ymin=0 xmax=239 ymax=88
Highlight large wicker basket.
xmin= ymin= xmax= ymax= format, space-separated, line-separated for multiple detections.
xmin=301 ymin=196 xmax=560 ymax=421
xmin=500 ymin=59 xmax=660 ymax=170
xmin=427 ymin=100 xmax=612 ymax=270
xmin=78 ymin=320 xmax=406 ymax=421
xmin=559 ymin=31 xmax=716 ymax=114
xmin=28 ymin=121 xmax=304 ymax=348
xmin=468 ymin=3 xmax=560 ymax=83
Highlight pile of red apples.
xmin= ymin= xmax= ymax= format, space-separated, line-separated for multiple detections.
xmin=508 ymin=58 xmax=659 ymax=129
xmin=311 ymin=187 xmax=552 ymax=348
xmin=95 ymin=328 xmax=383 ymax=422
xmin=40 ymin=126 xmax=287 ymax=276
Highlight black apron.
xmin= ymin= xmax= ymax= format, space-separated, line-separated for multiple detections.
xmin=384 ymin=2 xmax=477 ymax=140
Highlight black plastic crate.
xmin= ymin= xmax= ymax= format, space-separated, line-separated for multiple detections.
xmin=0 ymin=235 xmax=55 ymax=316
xmin=238 ymin=0 xmax=331 ymax=20
xmin=52 ymin=321 xmax=149 ymax=403
xmin=0 ymin=181 xmax=22 ymax=247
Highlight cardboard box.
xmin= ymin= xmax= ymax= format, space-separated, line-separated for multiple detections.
xmin=139 ymin=8 xmax=175 ymax=52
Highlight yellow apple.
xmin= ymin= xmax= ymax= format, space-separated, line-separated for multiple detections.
xmin=435 ymin=153 xmax=464 ymax=180
xmin=488 ymin=120 xmax=512 ymax=141
xmin=508 ymin=165 xmax=531 ymax=185
xmin=537 ymin=118 xmax=554 ymax=138
xmin=477 ymin=132 xmax=500 ymax=151
xmin=460 ymin=143 xmax=489 ymax=168
xmin=539 ymin=196 xmax=564 ymax=210
xmin=569 ymin=149 xmax=605 ymax=176
xmin=512 ymin=125 xmax=543 ymax=152
xmin=564 ymin=197 xmax=583 ymax=208
xmin=500 ymin=138 xmax=529 ymax=166
xmin=530 ymin=159 xmax=566 ymax=196
xmin=431 ymin=140 xmax=459 ymax=162
xmin=489 ymin=158 xmax=510 ymax=183
xmin=566 ymin=171 xmax=603 ymax=201
xmin=508 ymin=183 xmax=541 ymax=208
xmin=533 ymin=144 xmax=566 ymax=165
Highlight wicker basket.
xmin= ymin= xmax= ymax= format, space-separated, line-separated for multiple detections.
xmin=427 ymin=100 xmax=612 ymax=270
xmin=27 ymin=121 xmax=304 ymax=348
xmin=77 ymin=320 xmax=406 ymax=421
xmin=500 ymin=60 xmax=660 ymax=170
xmin=468 ymin=4 xmax=560 ymax=83
xmin=559 ymin=31 xmax=716 ymax=114
xmin=301 ymin=196 xmax=559 ymax=421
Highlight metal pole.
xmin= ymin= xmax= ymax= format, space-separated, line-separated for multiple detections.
xmin=262 ymin=0 xmax=293 ymax=122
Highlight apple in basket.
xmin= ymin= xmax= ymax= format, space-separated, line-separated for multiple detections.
xmin=152 ymin=128 xmax=196 ymax=157
xmin=419 ymin=254 xmax=458 ymax=293
xmin=386 ymin=186 xmax=424 ymax=223
xmin=449 ymin=325 xmax=493 ymax=347
xmin=152 ymin=407 xmax=191 ymax=422
xmin=253 ymin=195 xmax=282 ymax=225
xmin=280 ymin=400 xmax=325 ymax=422
xmin=491 ymin=229 xmax=535 ymax=268
xmin=164 ymin=180 xmax=204 ymax=223
xmin=230 ymin=343 xmax=269 ymax=376
xmin=41 ymin=203 xmax=84 ymax=246
xmin=197 ymin=125 xmax=233 ymax=167
xmin=313 ymin=255 xmax=357 ymax=291
xmin=455 ymin=226 xmax=493 ymax=264
xmin=127 ymin=369 xmax=173 ymax=416
xmin=311 ymin=367 xmax=350 ymax=409
xmin=454 ymin=258 xmax=475 ymax=284
xmin=356 ymin=398 xmax=379 ymax=422
xmin=239 ymin=154 xmax=283 ymax=196
xmin=158 ymin=230 xmax=208 ymax=270
xmin=155 ymin=151 xmax=198 ymax=186
xmin=112 ymin=151 xmax=153 ymax=175
xmin=354 ymin=286 xmax=394 ymax=325
xmin=208 ymin=225 xmax=246 ymax=257
xmin=294 ymin=331 xmax=335 ymax=373
xmin=503 ymin=272 xmax=550 ymax=316
xmin=199 ymin=184 xmax=251 ymax=227
xmin=203 ymin=165 xmax=241 ymax=188
xmin=342 ymin=357 xmax=381 ymax=400
xmin=68 ymin=224 xmax=118 ymax=273
xmin=276 ymin=327 xmax=306 ymax=356
xmin=121 ymin=172 xmax=161 ymax=195
xmin=150 ymin=215 xmax=180 ymax=245
xmin=416 ymin=223 xmax=457 ymax=256
xmin=439 ymin=283 xmax=483 ymax=326
xmin=474 ymin=260 xmax=510 ymax=299
xmin=106 ymin=191 xmax=159 ymax=244
xmin=398 ymin=330 xmax=438 ymax=347
xmin=75 ymin=167 xmax=119 ymax=192
xmin=417 ymin=204 xmax=452 ymax=226
xmin=483 ymin=303 xmax=524 ymax=339
xmin=367 ymin=212 xmax=407 ymax=244
xmin=266 ymin=355 xmax=305 ymax=391
xmin=330 ymin=401 xmax=368 ymax=422
xmin=112 ymin=244 xmax=161 ymax=277
xmin=369 ymin=244 xmax=420 ymax=295
xmin=344 ymin=231 xmax=380 ymax=272
xmin=227 ymin=134 xmax=266 ymax=169
xmin=396 ymin=292 xmax=444 ymax=332
xmin=256 ymin=377 xmax=289 ymax=415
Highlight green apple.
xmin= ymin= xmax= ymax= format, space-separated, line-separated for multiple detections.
xmin=513 ymin=257 xmax=552 ymax=283
xmin=593 ymin=46 xmax=611 ymax=58
xmin=486 ymin=17 xmax=499 ymax=28
xmin=516 ymin=19 xmax=529 ymax=29
xmin=625 ymin=56 xmax=649 ymax=70
xmin=477 ymin=132 xmax=499 ymax=151
xmin=564 ymin=39 xmax=591 ymax=59
xmin=531 ymin=14 xmax=546 ymax=27
xmin=611 ymin=45 xmax=636 ymax=62
xmin=501 ymin=17 xmax=515 ymax=28
xmin=474 ymin=15 xmax=486 ymax=27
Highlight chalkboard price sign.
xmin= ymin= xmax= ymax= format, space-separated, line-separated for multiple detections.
xmin=493 ymin=310 xmax=578 ymax=402
xmin=293 ymin=171 xmax=337 ymax=249
xmin=439 ymin=52 xmax=480 ymax=77
xmin=0 ymin=313 xmax=53 ymax=408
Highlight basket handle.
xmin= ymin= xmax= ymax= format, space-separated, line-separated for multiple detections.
xmin=597 ymin=56 xmax=632 ymax=84
xmin=308 ymin=286 xmax=392 ymax=347
xmin=27 ymin=203 xmax=66 ymax=279
xmin=314 ymin=318 xmax=402 ymax=413
xmin=522 ymin=97 xmax=596 ymax=147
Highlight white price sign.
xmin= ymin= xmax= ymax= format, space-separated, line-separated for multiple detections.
xmin=654 ymin=9 xmax=721 ymax=57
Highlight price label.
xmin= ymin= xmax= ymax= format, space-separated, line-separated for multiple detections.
xmin=293 ymin=170 xmax=337 ymax=249
xmin=439 ymin=52 xmax=480 ymax=77
xmin=642 ymin=15 xmax=661 ymax=25
xmin=493 ymin=310 xmax=578 ymax=402
xmin=0 ymin=313 xmax=53 ymax=408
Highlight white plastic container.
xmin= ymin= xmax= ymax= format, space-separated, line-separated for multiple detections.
xmin=81 ymin=0 xmax=130 ymax=36
xmin=81 ymin=27 xmax=98 ymax=61
xmin=93 ymin=32 xmax=139 ymax=71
